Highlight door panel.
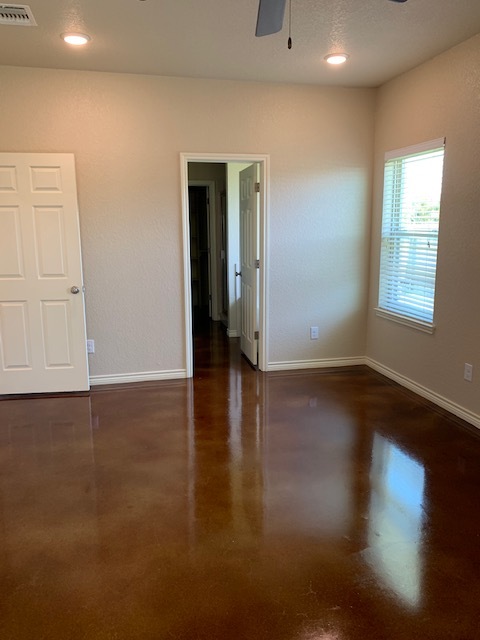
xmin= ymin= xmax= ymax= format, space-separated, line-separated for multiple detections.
xmin=0 ymin=166 xmax=17 ymax=191
xmin=0 ymin=207 xmax=24 ymax=277
xmin=30 ymin=165 xmax=63 ymax=192
xmin=34 ymin=207 xmax=68 ymax=277
xmin=239 ymin=164 xmax=259 ymax=366
xmin=0 ymin=302 xmax=31 ymax=369
xmin=41 ymin=300 xmax=73 ymax=367
xmin=0 ymin=153 xmax=88 ymax=394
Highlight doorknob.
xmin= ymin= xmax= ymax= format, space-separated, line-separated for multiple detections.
xmin=235 ymin=271 xmax=242 ymax=277
xmin=70 ymin=286 xmax=80 ymax=294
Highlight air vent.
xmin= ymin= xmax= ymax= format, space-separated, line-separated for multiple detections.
xmin=0 ymin=4 xmax=37 ymax=26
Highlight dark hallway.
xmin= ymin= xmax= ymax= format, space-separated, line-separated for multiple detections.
xmin=0 ymin=325 xmax=479 ymax=639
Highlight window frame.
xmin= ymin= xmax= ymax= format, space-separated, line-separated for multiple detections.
xmin=375 ymin=137 xmax=445 ymax=333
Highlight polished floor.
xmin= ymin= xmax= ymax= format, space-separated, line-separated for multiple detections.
xmin=0 ymin=323 xmax=479 ymax=639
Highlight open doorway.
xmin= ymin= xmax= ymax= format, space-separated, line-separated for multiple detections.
xmin=181 ymin=153 xmax=269 ymax=378
xmin=188 ymin=181 xmax=218 ymax=331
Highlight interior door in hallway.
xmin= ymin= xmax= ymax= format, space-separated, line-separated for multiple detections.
xmin=239 ymin=164 xmax=259 ymax=366
xmin=0 ymin=153 xmax=89 ymax=394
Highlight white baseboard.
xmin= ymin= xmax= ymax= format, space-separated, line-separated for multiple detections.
xmin=366 ymin=358 xmax=480 ymax=430
xmin=87 ymin=357 xmax=480 ymax=430
xmin=90 ymin=369 xmax=187 ymax=387
xmin=227 ymin=329 xmax=240 ymax=338
xmin=267 ymin=357 xmax=366 ymax=372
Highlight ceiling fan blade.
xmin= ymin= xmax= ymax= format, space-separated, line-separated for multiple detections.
xmin=255 ymin=0 xmax=287 ymax=37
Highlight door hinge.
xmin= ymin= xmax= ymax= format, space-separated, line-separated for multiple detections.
xmin=254 ymin=331 xmax=259 ymax=340
xmin=255 ymin=182 xmax=260 ymax=193
xmin=254 ymin=259 xmax=260 ymax=269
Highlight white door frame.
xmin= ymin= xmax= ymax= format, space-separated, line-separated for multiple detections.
xmin=180 ymin=153 xmax=269 ymax=378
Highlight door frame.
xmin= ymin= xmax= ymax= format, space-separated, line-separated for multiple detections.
xmin=180 ymin=153 xmax=269 ymax=378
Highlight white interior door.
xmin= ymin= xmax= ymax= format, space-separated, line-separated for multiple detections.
xmin=239 ymin=164 xmax=259 ymax=366
xmin=0 ymin=153 xmax=89 ymax=394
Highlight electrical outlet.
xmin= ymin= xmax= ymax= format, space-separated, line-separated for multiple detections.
xmin=310 ymin=326 xmax=319 ymax=340
xmin=87 ymin=339 xmax=95 ymax=354
xmin=464 ymin=363 xmax=473 ymax=382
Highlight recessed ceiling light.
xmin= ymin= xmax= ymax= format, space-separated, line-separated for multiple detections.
xmin=325 ymin=53 xmax=349 ymax=65
xmin=62 ymin=33 xmax=90 ymax=46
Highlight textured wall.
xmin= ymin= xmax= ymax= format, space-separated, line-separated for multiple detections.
xmin=367 ymin=34 xmax=480 ymax=417
xmin=0 ymin=66 xmax=374 ymax=377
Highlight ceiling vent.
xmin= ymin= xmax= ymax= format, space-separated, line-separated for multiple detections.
xmin=0 ymin=4 xmax=37 ymax=26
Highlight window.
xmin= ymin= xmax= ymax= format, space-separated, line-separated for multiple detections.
xmin=377 ymin=138 xmax=445 ymax=332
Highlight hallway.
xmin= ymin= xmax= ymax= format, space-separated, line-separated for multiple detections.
xmin=0 ymin=324 xmax=479 ymax=639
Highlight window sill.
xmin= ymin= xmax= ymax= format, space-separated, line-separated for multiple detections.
xmin=375 ymin=308 xmax=435 ymax=334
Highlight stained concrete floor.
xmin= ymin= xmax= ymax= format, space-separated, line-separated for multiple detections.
xmin=0 ymin=322 xmax=479 ymax=639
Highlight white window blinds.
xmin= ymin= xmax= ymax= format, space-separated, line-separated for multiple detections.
xmin=378 ymin=138 xmax=445 ymax=326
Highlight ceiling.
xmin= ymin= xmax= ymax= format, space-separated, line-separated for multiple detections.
xmin=1 ymin=0 xmax=480 ymax=87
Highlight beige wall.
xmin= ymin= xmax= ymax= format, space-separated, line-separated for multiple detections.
xmin=0 ymin=65 xmax=374 ymax=378
xmin=367 ymin=34 xmax=480 ymax=418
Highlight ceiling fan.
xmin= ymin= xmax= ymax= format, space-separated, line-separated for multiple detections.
xmin=255 ymin=0 xmax=408 ymax=37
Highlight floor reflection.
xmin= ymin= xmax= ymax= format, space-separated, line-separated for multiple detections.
xmin=263 ymin=374 xmax=354 ymax=538
xmin=368 ymin=434 xmax=425 ymax=608
xmin=0 ymin=325 xmax=479 ymax=639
